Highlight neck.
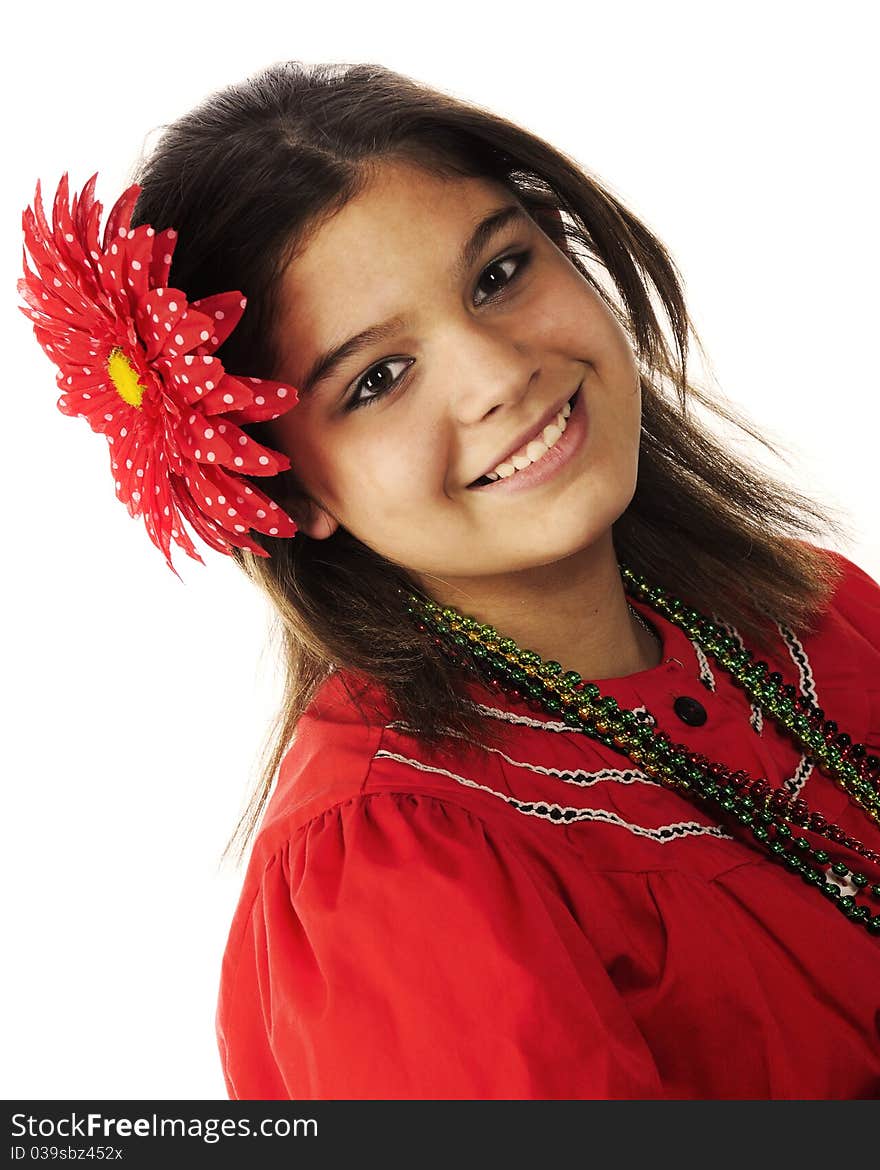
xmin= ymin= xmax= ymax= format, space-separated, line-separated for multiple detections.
xmin=412 ymin=530 xmax=663 ymax=683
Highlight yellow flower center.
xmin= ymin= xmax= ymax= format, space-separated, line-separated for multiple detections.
xmin=107 ymin=347 xmax=146 ymax=408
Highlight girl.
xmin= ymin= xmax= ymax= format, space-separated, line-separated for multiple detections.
xmin=21 ymin=60 xmax=880 ymax=1100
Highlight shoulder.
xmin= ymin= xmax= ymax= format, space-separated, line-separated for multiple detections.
xmin=792 ymin=545 xmax=880 ymax=687
xmin=819 ymin=546 xmax=880 ymax=648
xmin=246 ymin=668 xmax=524 ymax=867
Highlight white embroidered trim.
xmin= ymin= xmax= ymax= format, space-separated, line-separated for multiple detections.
xmin=373 ymin=748 xmax=734 ymax=842
xmin=398 ymin=609 xmax=823 ymax=803
xmin=383 ymin=719 xmax=659 ymax=789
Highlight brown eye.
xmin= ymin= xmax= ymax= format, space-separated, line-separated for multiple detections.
xmin=346 ymin=357 xmax=413 ymax=411
xmin=473 ymin=249 xmax=532 ymax=307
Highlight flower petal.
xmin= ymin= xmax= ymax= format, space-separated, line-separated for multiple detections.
xmin=135 ymin=288 xmax=188 ymax=363
xmin=189 ymin=291 xmax=245 ymax=351
xmin=149 ymin=228 xmax=177 ymax=289
xmin=160 ymin=305 xmax=216 ymax=360
xmin=223 ymin=376 xmax=299 ymax=424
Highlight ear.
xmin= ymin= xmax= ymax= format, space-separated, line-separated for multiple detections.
xmin=288 ymin=494 xmax=340 ymax=540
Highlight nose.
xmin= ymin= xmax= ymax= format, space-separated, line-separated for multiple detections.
xmin=446 ymin=329 xmax=540 ymax=426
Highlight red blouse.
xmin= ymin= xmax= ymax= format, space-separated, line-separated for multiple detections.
xmin=215 ymin=547 xmax=880 ymax=1099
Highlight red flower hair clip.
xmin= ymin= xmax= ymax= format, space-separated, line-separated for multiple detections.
xmin=18 ymin=173 xmax=300 ymax=577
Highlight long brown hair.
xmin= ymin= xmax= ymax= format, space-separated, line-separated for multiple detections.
xmin=128 ymin=60 xmax=855 ymax=867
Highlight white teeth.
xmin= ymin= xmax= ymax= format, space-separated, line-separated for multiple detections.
xmin=486 ymin=409 xmax=568 ymax=480
xmin=562 ymin=401 xmax=572 ymax=419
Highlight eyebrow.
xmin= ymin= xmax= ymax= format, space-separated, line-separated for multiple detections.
xmin=297 ymin=202 xmax=532 ymax=397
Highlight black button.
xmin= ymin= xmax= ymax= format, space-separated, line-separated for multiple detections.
xmin=673 ymin=696 xmax=708 ymax=726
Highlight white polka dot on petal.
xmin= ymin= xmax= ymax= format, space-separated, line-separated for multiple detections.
xmin=195 ymin=449 xmax=201 ymax=459
xmin=115 ymin=480 xmax=121 ymax=490
xmin=174 ymin=334 xmax=184 ymax=345
xmin=204 ymin=380 xmax=214 ymax=391
xmin=111 ymin=243 xmax=118 ymax=254
xmin=147 ymin=227 xmax=154 ymax=237
xmin=255 ymin=396 xmax=265 ymax=405
xmin=132 ymin=490 xmax=140 ymax=502
xmin=218 ymin=425 xmax=226 ymax=434
xmin=163 ymin=254 xmax=172 ymax=264
xmin=181 ymin=376 xmax=189 ymax=384
xmin=258 ymin=456 xmax=269 ymax=465
xmin=156 ymin=289 xmax=164 ymax=298
xmin=82 ymin=393 xmax=91 ymax=399
xmin=239 ymin=298 xmax=246 ymax=308
xmin=120 ymin=427 xmax=127 ymax=437
xmin=126 ymin=459 xmax=133 ymax=469
xmin=277 ymin=388 xmax=288 ymax=398
xmin=132 ymin=260 xmax=141 ymax=271
xmin=215 ymin=310 xmax=225 ymax=320
xmin=269 ymin=528 xmax=278 ymax=535
xmin=204 ymin=428 xmax=214 ymax=439
xmin=184 ymin=356 xmax=194 ymax=365
xmin=244 ymin=487 xmax=253 ymax=495
xmin=205 ymin=496 xmax=212 ymax=506
xmin=104 ymin=413 xmax=113 ymax=421
xmin=257 ymin=509 xmax=266 ymax=518
xmin=223 ymin=394 xmax=234 ymax=404
xmin=234 ymin=524 xmax=246 ymax=532
xmin=217 ymin=496 xmax=226 ymax=505
xmin=234 ymin=457 xmax=243 ymax=466
xmin=65 ymin=233 xmax=74 ymax=243
xmin=251 ymin=377 xmax=263 ymax=384
xmin=171 ymin=528 xmax=179 ymax=537
xmin=199 ymin=330 xmax=209 ymax=341
xmin=163 ymin=505 xmax=170 ymax=516
xmin=167 ymin=229 xmax=177 ymax=239
xmin=168 ymin=301 xmax=178 ymax=312
xmin=238 ymin=435 xmax=247 ymax=446
xmin=227 ymin=507 xmax=236 ymax=516
xmin=207 ymin=452 xmax=216 ymax=462
xmin=136 ymin=468 xmax=144 ymax=477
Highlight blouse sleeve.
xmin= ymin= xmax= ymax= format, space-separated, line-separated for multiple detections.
xmin=217 ymin=791 xmax=664 ymax=1099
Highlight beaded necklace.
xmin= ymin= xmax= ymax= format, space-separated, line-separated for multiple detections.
xmin=402 ymin=561 xmax=880 ymax=937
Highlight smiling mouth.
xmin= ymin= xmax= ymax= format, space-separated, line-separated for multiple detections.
xmin=467 ymin=386 xmax=581 ymax=488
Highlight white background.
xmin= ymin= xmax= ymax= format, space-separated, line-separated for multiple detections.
xmin=2 ymin=0 xmax=877 ymax=1100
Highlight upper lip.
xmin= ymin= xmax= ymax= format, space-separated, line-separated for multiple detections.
xmin=467 ymin=385 xmax=579 ymax=485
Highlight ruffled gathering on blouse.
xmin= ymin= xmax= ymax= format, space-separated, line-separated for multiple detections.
xmin=216 ymin=547 xmax=880 ymax=1099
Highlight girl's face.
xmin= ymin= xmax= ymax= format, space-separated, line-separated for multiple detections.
xmin=268 ymin=159 xmax=642 ymax=594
